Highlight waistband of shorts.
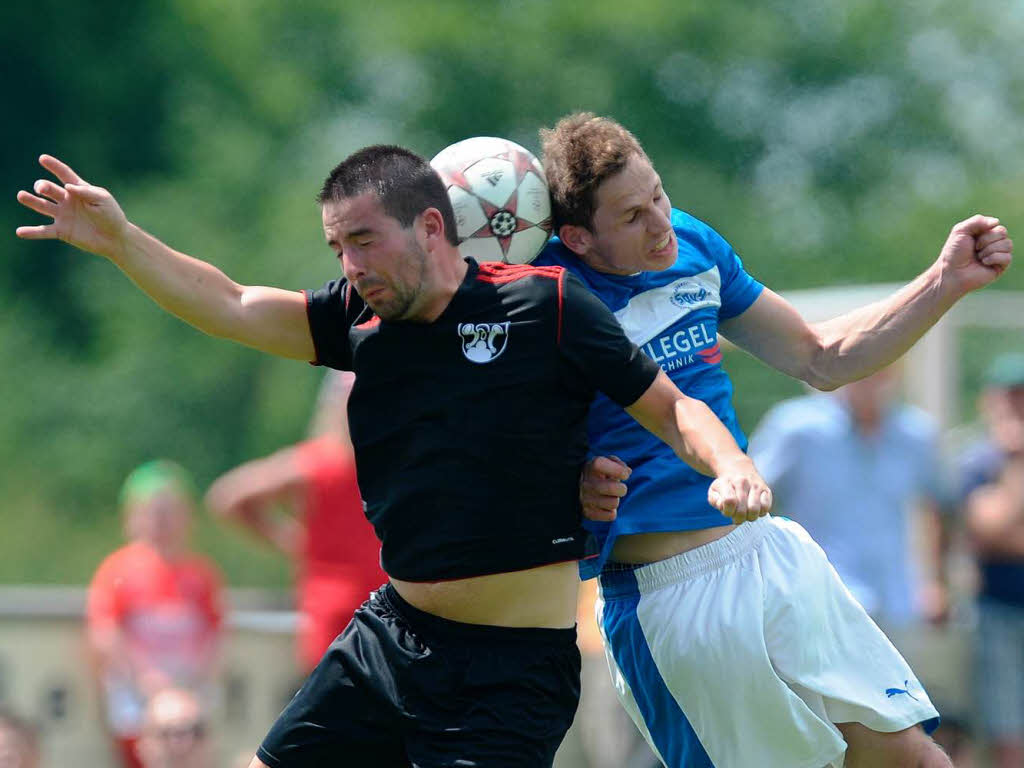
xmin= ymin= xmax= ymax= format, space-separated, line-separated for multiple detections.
xmin=598 ymin=517 xmax=771 ymax=599
xmin=377 ymin=583 xmax=577 ymax=647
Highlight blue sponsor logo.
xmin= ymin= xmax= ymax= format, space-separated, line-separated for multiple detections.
xmin=671 ymin=284 xmax=709 ymax=308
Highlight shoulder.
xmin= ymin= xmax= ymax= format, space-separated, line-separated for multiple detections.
xmin=671 ymin=208 xmax=729 ymax=248
xmin=760 ymin=395 xmax=843 ymax=436
xmin=183 ymin=554 xmax=225 ymax=586
xmin=957 ymin=439 xmax=1003 ymax=475
xmin=892 ymin=404 xmax=939 ymax=444
xmin=474 ymin=261 xmax=565 ymax=285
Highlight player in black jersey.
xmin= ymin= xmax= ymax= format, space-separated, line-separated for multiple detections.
xmin=17 ymin=148 xmax=772 ymax=767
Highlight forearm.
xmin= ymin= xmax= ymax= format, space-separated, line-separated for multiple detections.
xmin=669 ymin=397 xmax=753 ymax=477
xmin=807 ymin=263 xmax=957 ymax=388
xmin=111 ymin=224 xmax=255 ymax=343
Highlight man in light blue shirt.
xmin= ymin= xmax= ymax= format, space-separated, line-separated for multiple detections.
xmin=749 ymin=367 xmax=948 ymax=629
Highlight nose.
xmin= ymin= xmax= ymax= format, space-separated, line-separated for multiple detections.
xmin=341 ymin=249 xmax=367 ymax=283
xmin=648 ymin=204 xmax=671 ymax=233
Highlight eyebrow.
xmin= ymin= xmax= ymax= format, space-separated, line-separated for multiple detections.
xmin=326 ymin=227 xmax=374 ymax=247
xmin=616 ymin=179 xmax=663 ymax=216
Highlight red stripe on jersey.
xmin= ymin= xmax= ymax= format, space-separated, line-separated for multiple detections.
xmin=474 ymin=262 xmax=564 ymax=285
xmin=557 ymin=269 xmax=565 ymax=346
xmin=355 ymin=315 xmax=381 ymax=330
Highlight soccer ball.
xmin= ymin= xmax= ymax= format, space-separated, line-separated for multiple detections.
xmin=431 ymin=137 xmax=552 ymax=264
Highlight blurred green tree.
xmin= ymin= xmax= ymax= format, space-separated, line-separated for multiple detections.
xmin=2 ymin=0 xmax=1022 ymax=583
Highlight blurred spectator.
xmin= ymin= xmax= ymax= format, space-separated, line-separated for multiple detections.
xmin=87 ymin=461 xmax=225 ymax=768
xmin=958 ymin=353 xmax=1024 ymax=768
xmin=136 ymin=688 xmax=213 ymax=768
xmin=0 ymin=709 xmax=39 ymax=768
xmin=749 ymin=366 xmax=949 ymax=629
xmin=205 ymin=371 xmax=385 ymax=672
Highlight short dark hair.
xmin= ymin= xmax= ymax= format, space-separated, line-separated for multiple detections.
xmin=540 ymin=113 xmax=648 ymax=230
xmin=318 ymin=145 xmax=459 ymax=246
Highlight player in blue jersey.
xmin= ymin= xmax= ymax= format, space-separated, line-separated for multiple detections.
xmin=535 ymin=113 xmax=1013 ymax=768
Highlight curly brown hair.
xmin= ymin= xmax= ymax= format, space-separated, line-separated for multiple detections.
xmin=539 ymin=113 xmax=647 ymax=231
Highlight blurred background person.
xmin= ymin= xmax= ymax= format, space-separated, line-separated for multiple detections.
xmin=958 ymin=353 xmax=1024 ymax=768
xmin=205 ymin=371 xmax=386 ymax=673
xmin=86 ymin=461 xmax=225 ymax=768
xmin=749 ymin=364 xmax=949 ymax=630
xmin=0 ymin=709 xmax=40 ymax=768
xmin=747 ymin=366 xmax=970 ymax=755
xmin=136 ymin=687 xmax=213 ymax=768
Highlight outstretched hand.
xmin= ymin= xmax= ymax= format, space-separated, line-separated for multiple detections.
xmin=580 ymin=455 xmax=631 ymax=522
xmin=940 ymin=214 xmax=1013 ymax=296
xmin=16 ymin=155 xmax=129 ymax=260
xmin=708 ymin=458 xmax=773 ymax=525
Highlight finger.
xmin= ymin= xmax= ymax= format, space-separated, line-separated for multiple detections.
xmin=65 ymin=183 xmax=107 ymax=203
xmin=733 ymin=484 xmax=749 ymax=519
xmin=974 ymin=225 xmax=1008 ymax=251
xmin=746 ymin=486 xmax=765 ymax=517
xmin=583 ymin=507 xmax=617 ymax=523
xmin=15 ymin=224 xmax=57 ymax=240
xmin=979 ymin=250 xmax=1012 ymax=269
xmin=16 ymin=190 xmax=57 ymax=218
xmin=978 ymin=238 xmax=1013 ymax=262
xmin=760 ymin=488 xmax=773 ymax=513
xmin=590 ymin=478 xmax=627 ymax=498
xmin=590 ymin=455 xmax=631 ymax=480
xmin=709 ymin=485 xmax=738 ymax=516
xmin=953 ymin=214 xmax=1000 ymax=237
xmin=39 ymin=154 xmax=86 ymax=186
xmin=32 ymin=179 xmax=67 ymax=204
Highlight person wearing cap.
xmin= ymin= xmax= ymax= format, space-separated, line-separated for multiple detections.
xmin=957 ymin=353 xmax=1024 ymax=768
xmin=86 ymin=461 xmax=225 ymax=768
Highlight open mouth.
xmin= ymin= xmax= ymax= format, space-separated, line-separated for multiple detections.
xmin=650 ymin=232 xmax=673 ymax=255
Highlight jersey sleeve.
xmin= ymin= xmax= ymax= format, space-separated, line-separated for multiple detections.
xmin=86 ymin=555 xmax=124 ymax=632
xmin=304 ymin=278 xmax=365 ymax=370
xmin=700 ymin=225 xmax=764 ymax=319
xmin=559 ymin=271 xmax=660 ymax=407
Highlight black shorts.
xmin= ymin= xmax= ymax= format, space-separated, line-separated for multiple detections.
xmin=257 ymin=583 xmax=581 ymax=768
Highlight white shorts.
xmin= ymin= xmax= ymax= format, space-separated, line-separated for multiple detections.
xmin=595 ymin=516 xmax=939 ymax=768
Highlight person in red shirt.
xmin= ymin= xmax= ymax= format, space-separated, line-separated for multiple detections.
xmin=205 ymin=371 xmax=386 ymax=672
xmin=86 ymin=461 xmax=225 ymax=768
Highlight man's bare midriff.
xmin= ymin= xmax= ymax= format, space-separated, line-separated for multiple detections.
xmin=390 ymin=560 xmax=580 ymax=629
xmin=610 ymin=525 xmax=737 ymax=564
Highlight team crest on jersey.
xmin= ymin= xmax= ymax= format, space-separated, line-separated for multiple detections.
xmin=458 ymin=322 xmax=510 ymax=364
xmin=670 ymin=281 xmax=710 ymax=308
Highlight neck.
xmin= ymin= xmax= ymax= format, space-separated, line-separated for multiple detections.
xmin=411 ymin=250 xmax=468 ymax=322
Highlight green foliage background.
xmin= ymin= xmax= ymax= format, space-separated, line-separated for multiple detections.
xmin=3 ymin=0 xmax=1023 ymax=585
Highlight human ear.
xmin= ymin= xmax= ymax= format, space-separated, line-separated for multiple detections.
xmin=558 ymin=224 xmax=592 ymax=257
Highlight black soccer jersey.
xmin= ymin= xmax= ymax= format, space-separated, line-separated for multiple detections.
xmin=305 ymin=258 xmax=660 ymax=581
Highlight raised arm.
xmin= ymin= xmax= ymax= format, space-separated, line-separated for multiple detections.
xmin=16 ymin=155 xmax=315 ymax=360
xmin=721 ymin=215 xmax=1012 ymax=390
xmin=204 ymin=448 xmax=307 ymax=557
xmin=626 ymin=370 xmax=772 ymax=524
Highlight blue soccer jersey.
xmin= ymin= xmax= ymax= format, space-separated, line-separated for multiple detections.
xmin=535 ymin=208 xmax=764 ymax=578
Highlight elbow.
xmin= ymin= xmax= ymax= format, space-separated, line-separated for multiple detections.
xmin=796 ymin=332 xmax=846 ymax=391
xmin=805 ymin=373 xmax=842 ymax=392
xmin=798 ymin=355 xmax=842 ymax=392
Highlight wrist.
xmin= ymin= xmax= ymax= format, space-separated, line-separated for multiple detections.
xmin=712 ymin=453 xmax=754 ymax=477
xmin=105 ymin=221 xmax=139 ymax=264
xmin=928 ymin=257 xmax=968 ymax=306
